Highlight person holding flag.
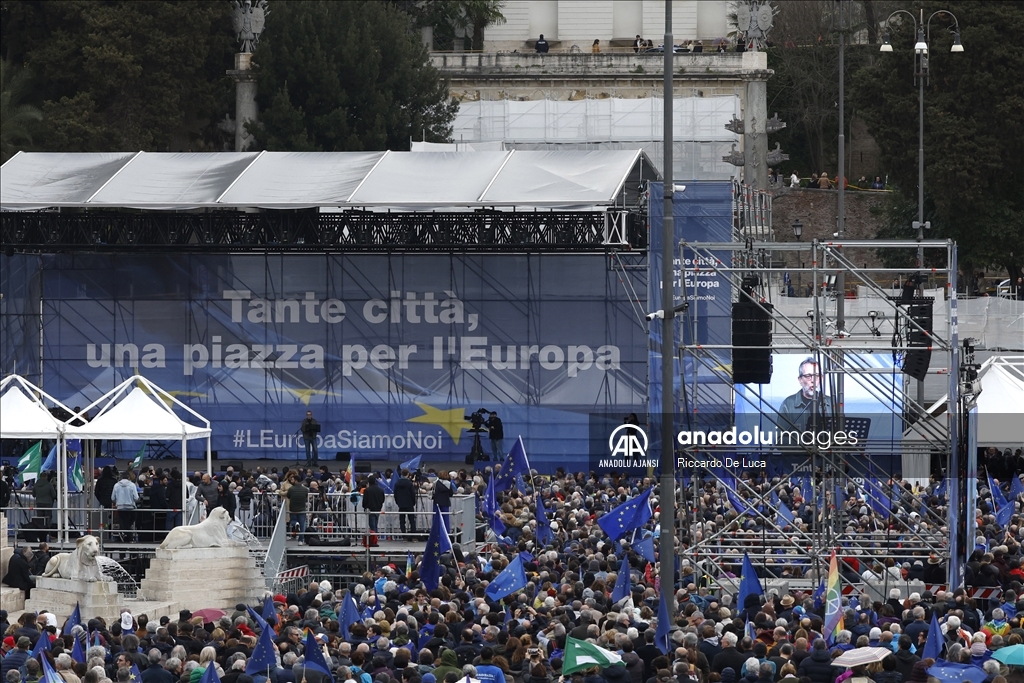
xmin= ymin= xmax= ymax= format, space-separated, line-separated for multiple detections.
xmin=597 ymin=487 xmax=653 ymax=541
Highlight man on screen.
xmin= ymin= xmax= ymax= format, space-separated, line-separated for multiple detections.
xmin=778 ymin=357 xmax=827 ymax=431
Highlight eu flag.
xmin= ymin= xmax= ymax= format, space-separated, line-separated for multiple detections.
xmin=776 ymin=500 xmax=795 ymax=527
xmin=64 ymin=602 xmax=82 ymax=635
xmin=1010 ymin=475 xmax=1024 ymax=501
xmin=492 ymin=436 xmax=530 ymax=492
xmin=863 ymin=479 xmax=892 ymax=517
xmin=535 ymin=494 xmax=553 ymax=546
xmin=71 ymin=635 xmax=85 ymax=664
xmin=199 ymin=661 xmax=222 ymax=683
xmin=31 ymin=629 xmax=51 ymax=660
xmin=483 ymin=475 xmax=505 ymax=535
xmin=724 ymin=476 xmax=753 ymax=517
xmin=611 ymin=555 xmax=631 ymax=604
xmin=421 ymin=505 xmax=453 ymax=592
xmin=738 ymin=553 xmax=763 ymax=609
xmin=246 ymin=623 xmax=279 ymax=675
xmin=597 ymin=487 xmax=653 ymax=541
xmin=401 ymin=454 xmax=423 ymax=472
xmin=338 ymin=590 xmax=361 ymax=640
xmin=633 ymin=532 xmax=656 ymax=563
xmin=246 ymin=604 xmax=269 ymax=631
xmin=129 ymin=664 xmax=144 ymax=683
xmin=654 ymin=591 xmax=672 ymax=654
xmin=921 ymin=609 xmax=943 ymax=661
xmin=485 ymin=554 xmax=528 ymax=601
xmin=301 ymin=631 xmax=335 ymax=682
xmin=262 ymin=594 xmax=277 ymax=624
xmin=40 ymin=656 xmax=64 ymax=683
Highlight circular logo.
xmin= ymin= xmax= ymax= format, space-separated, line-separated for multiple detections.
xmin=608 ymin=423 xmax=649 ymax=458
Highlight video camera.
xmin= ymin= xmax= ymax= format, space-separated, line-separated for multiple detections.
xmin=465 ymin=408 xmax=489 ymax=431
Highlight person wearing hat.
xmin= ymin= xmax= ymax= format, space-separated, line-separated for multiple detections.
xmin=0 ymin=637 xmax=31 ymax=680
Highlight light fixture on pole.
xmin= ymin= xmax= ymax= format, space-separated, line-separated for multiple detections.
xmin=879 ymin=7 xmax=963 ymax=410
xmin=791 ymin=218 xmax=803 ymax=240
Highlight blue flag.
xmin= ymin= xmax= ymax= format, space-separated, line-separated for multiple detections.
xmin=301 ymin=631 xmax=335 ymax=682
xmin=1011 ymin=475 xmax=1024 ymax=501
xmin=247 ymin=605 xmax=269 ymax=631
xmin=40 ymin=444 xmax=58 ymax=471
xmin=776 ymin=500 xmax=795 ymax=527
xmin=633 ymin=532 xmax=656 ymax=563
xmin=996 ymin=497 xmax=1013 ymax=528
xmin=863 ymin=479 xmax=892 ymax=517
xmin=338 ymin=590 xmax=361 ymax=640
xmin=611 ymin=555 xmax=631 ymax=604
xmin=379 ymin=472 xmax=395 ymax=495
xmin=92 ymin=630 xmax=102 ymax=648
xmin=71 ymin=634 xmax=85 ymax=663
xmin=401 ymin=454 xmax=423 ymax=472
xmin=812 ymin=580 xmax=825 ymax=610
xmin=484 ymin=475 xmax=506 ymax=535
xmin=246 ymin=624 xmax=278 ymax=675
xmin=922 ymin=610 xmax=943 ymax=661
xmin=492 ymin=436 xmax=530 ymax=492
xmin=535 ymin=494 xmax=553 ymax=546
xmin=655 ymin=592 xmax=672 ymax=654
xmin=724 ymin=476 xmax=753 ymax=516
xmin=32 ymin=630 xmax=51 ymax=660
xmin=989 ymin=475 xmax=1009 ymax=510
xmin=262 ymin=595 xmax=277 ymax=624
xmin=199 ymin=660 xmax=222 ymax=683
xmin=40 ymin=655 xmax=64 ymax=683
xmin=64 ymin=602 xmax=82 ymax=635
xmin=485 ymin=555 xmax=528 ymax=600
xmin=597 ymin=487 xmax=653 ymax=541
xmin=745 ymin=619 xmax=757 ymax=642
xmin=935 ymin=478 xmax=948 ymax=498
xmin=738 ymin=553 xmax=763 ymax=609
xmin=129 ymin=664 xmax=144 ymax=683
xmin=421 ymin=506 xmax=453 ymax=592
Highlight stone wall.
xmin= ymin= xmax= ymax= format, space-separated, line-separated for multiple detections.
xmin=770 ymin=187 xmax=891 ymax=290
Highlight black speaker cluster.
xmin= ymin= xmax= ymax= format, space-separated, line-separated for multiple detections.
xmin=732 ymin=298 xmax=774 ymax=385
xmin=899 ymin=298 xmax=933 ymax=382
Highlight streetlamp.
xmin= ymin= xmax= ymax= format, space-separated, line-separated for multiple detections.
xmin=792 ymin=219 xmax=803 ymax=292
xmin=791 ymin=219 xmax=803 ymax=240
xmin=879 ymin=7 xmax=963 ymax=409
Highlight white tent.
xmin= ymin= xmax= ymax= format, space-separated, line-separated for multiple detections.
xmin=904 ymin=360 xmax=1024 ymax=451
xmin=1 ymin=375 xmax=77 ymax=540
xmin=0 ymin=376 xmax=68 ymax=439
xmin=64 ymin=376 xmax=212 ymax=513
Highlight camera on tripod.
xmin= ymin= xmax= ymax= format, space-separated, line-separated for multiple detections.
xmin=465 ymin=408 xmax=489 ymax=431
xmin=464 ymin=408 xmax=490 ymax=464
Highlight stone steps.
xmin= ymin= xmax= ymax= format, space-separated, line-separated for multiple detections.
xmin=1 ymin=585 xmax=25 ymax=612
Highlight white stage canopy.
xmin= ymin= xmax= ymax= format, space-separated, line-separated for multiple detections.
xmin=0 ymin=149 xmax=656 ymax=211
xmin=0 ymin=375 xmax=69 ymax=440
xmin=64 ymin=376 xmax=212 ymax=512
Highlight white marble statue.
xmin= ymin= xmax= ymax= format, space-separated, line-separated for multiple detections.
xmin=160 ymin=507 xmax=247 ymax=549
xmin=42 ymin=535 xmax=104 ymax=581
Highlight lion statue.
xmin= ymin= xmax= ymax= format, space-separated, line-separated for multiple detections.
xmin=160 ymin=507 xmax=246 ymax=549
xmin=43 ymin=535 xmax=104 ymax=581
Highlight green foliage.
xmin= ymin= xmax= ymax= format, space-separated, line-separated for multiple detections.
xmin=851 ymin=1 xmax=1024 ymax=279
xmin=0 ymin=0 xmax=235 ymax=152
xmin=413 ymin=1 xmax=506 ymax=51
xmin=0 ymin=59 xmax=43 ymax=161
xmin=250 ymin=1 xmax=457 ymax=151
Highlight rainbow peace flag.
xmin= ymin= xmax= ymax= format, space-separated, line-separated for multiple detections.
xmin=823 ymin=550 xmax=844 ymax=644
xmin=406 ymin=552 xmax=414 ymax=579
xmin=346 ymin=455 xmax=355 ymax=485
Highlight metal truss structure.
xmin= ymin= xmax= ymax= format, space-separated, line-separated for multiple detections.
xmin=673 ymin=235 xmax=963 ymax=594
xmin=0 ymin=209 xmax=647 ymax=253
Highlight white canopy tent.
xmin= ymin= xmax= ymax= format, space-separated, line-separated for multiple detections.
xmin=0 ymin=149 xmax=655 ymax=211
xmin=903 ymin=358 xmax=1024 ymax=481
xmin=0 ymin=375 xmax=76 ymax=541
xmin=63 ymin=376 xmax=212 ymax=514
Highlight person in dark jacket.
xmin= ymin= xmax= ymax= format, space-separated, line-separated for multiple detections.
xmin=33 ymin=472 xmax=57 ymax=523
xmin=872 ymin=656 xmax=902 ymax=683
xmin=891 ymin=637 xmax=919 ymax=683
xmin=217 ymin=481 xmax=237 ymax=520
xmin=1 ymin=547 xmax=36 ymax=599
xmin=394 ymin=470 xmax=418 ymax=535
xmin=797 ymin=640 xmax=837 ymax=683
xmin=166 ymin=470 xmax=184 ymax=529
xmin=362 ymin=476 xmax=386 ymax=536
xmin=0 ymin=637 xmax=31 ymax=679
xmin=95 ymin=466 xmax=117 ymax=508
xmin=432 ymin=471 xmax=455 ymax=529
xmin=713 ymin=634 xmax=747 ymax=675
xmin=486 ymin=411 xmax=504 ymax=461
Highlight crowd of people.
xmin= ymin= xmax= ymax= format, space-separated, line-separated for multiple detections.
xmin=2 ymin=450 xmax=1024 ymax=683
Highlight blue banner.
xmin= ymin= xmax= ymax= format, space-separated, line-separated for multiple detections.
xmin=3 ymin=253 xmax=647 ymax=470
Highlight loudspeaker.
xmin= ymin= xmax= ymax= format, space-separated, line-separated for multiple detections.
xmin=902 ymin=349 xmax=931 ymax=382
xmin=732 ymin=301 xmax=774 ymax=384
xmin=335 ymin=451 xmax=350 ymax=461
xmin=210 ymin=450 xmax=219 ymax=460
xmin=902 ymin=301 xmax=933 ymax=381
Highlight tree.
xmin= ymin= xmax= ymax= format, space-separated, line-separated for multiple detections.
xmin=249 ymin=1 xmax=457 ymax=151
xmin=851 ymin=1 xmax=1024 ymax=281
xmin=0 ymin=59 xmax=43 ymax=162
xmin=1 ymin=0 xmax=235 ymax=152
